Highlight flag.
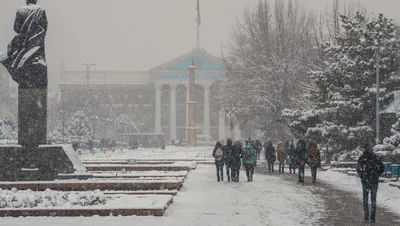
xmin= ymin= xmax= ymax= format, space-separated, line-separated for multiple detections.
xmin=196 ymin=0 xmax=201 ymax=25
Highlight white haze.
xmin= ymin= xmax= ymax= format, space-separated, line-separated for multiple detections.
xmin=1 ymin=0 xmax=400 ymax=92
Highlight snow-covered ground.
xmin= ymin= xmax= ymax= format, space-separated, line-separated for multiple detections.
xmin=319 ymin=170 xmax=400 ymax=216
xmin=80 ymin=146 xmax=213 ymax=161
xmin=2 ymin=165 xmax=324 ymax=226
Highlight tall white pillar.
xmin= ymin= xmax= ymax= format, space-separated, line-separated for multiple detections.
xmin=155 ymin=83 xmax=162 ymax=134
xmin=203 ymin=83 xmax=211 ymax=135
xmin=170 ymin=84 xmax=177 ymax=141
xmin=185 ymin=83 xmax=190 ymax=140
xmin=234 ymin=126 xmax=241 ymax=141
xmin=218 ymin=108 xmax=226 ymax=141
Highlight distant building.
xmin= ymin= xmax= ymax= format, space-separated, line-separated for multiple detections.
xmin=59 ymin=48 xmax=242 ymax=141
xmin=0 ymin=67 xmax=17 ymax=119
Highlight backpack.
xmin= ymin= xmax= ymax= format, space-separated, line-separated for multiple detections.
xmin=244 ymin=148 xmax=252 ymax=161
xmin=215 ymin=148 xmax=223 ymax=161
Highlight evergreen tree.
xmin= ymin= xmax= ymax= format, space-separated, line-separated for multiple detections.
xmin=64 ymin=110 xmax=92 ymax=142
xmin=0 ymin=115 xmax=17 ymax=140
xmin=284 ymin=13 xmax=400 ymax=158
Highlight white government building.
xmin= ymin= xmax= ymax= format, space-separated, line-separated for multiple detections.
xmin=59 ymin=48 xmax=242 ymax=142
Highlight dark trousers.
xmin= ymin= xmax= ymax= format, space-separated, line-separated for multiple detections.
xmin=267 ymin=161 xmax=274 ymax=173
xmin=244 ymin=164 xmax=254 ymax=181
xmin=298 ymin=164 xmax=305 ymax=182
xmin=231 ymin=161 xmax=241 ymax=182
xmin=279 ymin=160 xmax=285 ymax=173
xmin=310 ymin=166 xmax=318 ymax=183
xmin=363 ymin=183 xmax=378 ymax=220
xmin=289 ymin=164 xmax=296 ymax=173
xmin=215 ymin=160 xmax=224 ymax=181
xmin=257 ymin=152 xmax=261 ymax=160
xmin=226 ymin=162 xmax=232 ymax=182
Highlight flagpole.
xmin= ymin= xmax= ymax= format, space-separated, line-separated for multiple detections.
xmin=196 ymin=0 xmax=200 ymax=49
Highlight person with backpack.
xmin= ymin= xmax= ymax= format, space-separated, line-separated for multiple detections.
xmin=265 ymin=140 xmax=276 ymax=173
xmin=242 ymin=140 xmax=257 ymax=182
xmin=287 ymin=143 xmax=297 ymax=174
xmin=307 ymin=140 xmax=321 ymax=183
xmin=223 ymin=139 xmax=234 ymax=182
xmin=277 ymin=142 xmax=286 ymax=173
xmin=232 ymin=140 xmax=243 ymax=182
xmin=356 ymin=140 xmax=385 ymax=223
xmin=212 ymin=141 xmax=224 ymax=182
xmin=295 ymin=139 xmax=308 ymax=183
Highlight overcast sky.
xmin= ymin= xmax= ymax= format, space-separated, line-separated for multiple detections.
xmin=1 ymin=0 xmax=400 ymax=90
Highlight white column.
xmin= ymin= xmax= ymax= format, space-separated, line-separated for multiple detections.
xmin=185 ymin=83 xmax=190 ymax=140
xmin=218 ymin=108 xmax=226 ymax=141
xmin=203 ymin=83 xmax=211 ymax=136
xmin=234 ymin=126 xmax=241 ymax=141
xmin=155 ymin=83 xmax=162 ymax=134
xmin=170 ymin=84 xmax=177 ymax=141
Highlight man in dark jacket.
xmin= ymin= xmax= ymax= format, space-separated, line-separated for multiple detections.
xmin=232 ymin=140 xmax=243 ymax=182
xmin=295 ymin=139 xmax=308 ymax=183
xmin=356 ymin=141 xmax=385 ymax=223
xmin=212 ymin=141 xmax=224 ymax=182
xmin=255 ymin=140 xmax=262 ymax=160
xmin=223 ymin=139 xmax=234 ymax=182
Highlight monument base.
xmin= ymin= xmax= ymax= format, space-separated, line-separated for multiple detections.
xmin=0 ymin=144 xmax=87 ymax=181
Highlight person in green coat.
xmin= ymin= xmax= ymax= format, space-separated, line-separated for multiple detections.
xmin=242 ymin=140 xmax=257 ymax=182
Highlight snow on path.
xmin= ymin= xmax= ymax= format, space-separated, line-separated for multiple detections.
xmin=1 ymin=165 xmax=323 ymax=226
xmin=80 ymin=146 xmax=213 ymax=161
xmin=319 ymin=170 xmax=400 ymax=217
xmin=163 ymin=164 xmax=324 ymax=226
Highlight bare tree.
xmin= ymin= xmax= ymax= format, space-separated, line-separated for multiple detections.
xmin=219 ymin=0 xmax=317 ymax=139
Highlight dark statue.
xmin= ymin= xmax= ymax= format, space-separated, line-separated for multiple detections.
xmin=0 ymin=0 xmax=48 ymax=166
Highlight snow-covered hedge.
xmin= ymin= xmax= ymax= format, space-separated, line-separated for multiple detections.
xmin=0 ymin=188 xmax=107 ymax=209
xmin=336 ymin=147 xmax=363 ymax=162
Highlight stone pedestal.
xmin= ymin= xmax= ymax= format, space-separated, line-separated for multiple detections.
xmin=18 ymin=87 xmax=47 ymax=168
xmin=0 ymin=144 xmax=87 ymax=181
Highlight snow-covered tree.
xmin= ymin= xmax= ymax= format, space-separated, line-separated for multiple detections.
xmin=384 ymin=113 xmax=400 ymax=148
xmin=115 ymin=114 xmax=137 ymax=134
xmin=63 ymin=110 xmax=93 ymax=142
xmin=219 ymin=0 xmax=317 ymax=139
xmin=285 ymin=13 xmax=400 ymax=159
xmin=0 ymin=115 xmax=17 ymax=140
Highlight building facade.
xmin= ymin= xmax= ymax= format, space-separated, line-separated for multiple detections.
xmin=59 ymin=48 xmax=241 ymax=141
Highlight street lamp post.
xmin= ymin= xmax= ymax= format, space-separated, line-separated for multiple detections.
xmin=360 ymin=25 xmax=396 ymax=144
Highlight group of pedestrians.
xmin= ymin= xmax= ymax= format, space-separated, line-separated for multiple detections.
xmin=212 ymin=138 xmax=323 ymax=183
xmin=212 ymin=139 xmax=257 ymax=182
xmin=212 ymin=137 xmax=386 ymax=223
xmin=264 ymin=139 xmax=322 ymax=183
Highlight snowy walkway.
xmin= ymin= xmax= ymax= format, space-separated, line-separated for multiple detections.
xmin=256 ymin=166 xmax=400 ymax=226
xmin=2 ymin=165 xmax=323 ymax=226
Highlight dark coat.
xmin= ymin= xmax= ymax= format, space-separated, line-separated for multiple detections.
xmin=356 ymin=150 xmax=385 ymax=187
xmin=294 ymin=140 xmax=308 ymax=168
xmin=223 ymin=143 xmax=234 ymax=164
xmin=265 ymin=145 xmax=276 ymax=162
xmin=232 ymin=141 xmax=243 ymax=166
xmin=0 ymin=4 xmax=48 ymax=88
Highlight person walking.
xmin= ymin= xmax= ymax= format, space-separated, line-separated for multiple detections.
xmin=223 ymin=139 xmax=234 ymax=182
xmin=265 ymin=140 xmax=276 ymax=173
xmin=356 ymin=140 xmax=385 ymax=223
xmin=307 ymin=140 xmax=321 ymax=183
xmin=242 ymin=140 xmax=257 ymax=182
xmin=255 ymin=139 xmax=262 ymax=160
xmin=232 ymin=140 xmax=243 ymax=182
xmin=277 ymin=142 xmax=286 ymax=173
xmin=287 ymin=143 xmax=297 ymax=173
xmin=295 ymin=139 xmax=308 ymax=183
xmin=212 ymin=141 xmax=225 ymax=182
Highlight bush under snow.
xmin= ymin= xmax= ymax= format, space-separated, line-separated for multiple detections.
xmin=0 ymin=188 xmax=107 ymax=209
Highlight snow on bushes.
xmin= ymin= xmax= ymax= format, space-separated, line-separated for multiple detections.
xmin=0 ymin=188 xmax=107 ymax=209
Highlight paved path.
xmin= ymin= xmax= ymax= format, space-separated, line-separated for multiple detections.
xmin=256 ymin=166 xmax=400 ymax=226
